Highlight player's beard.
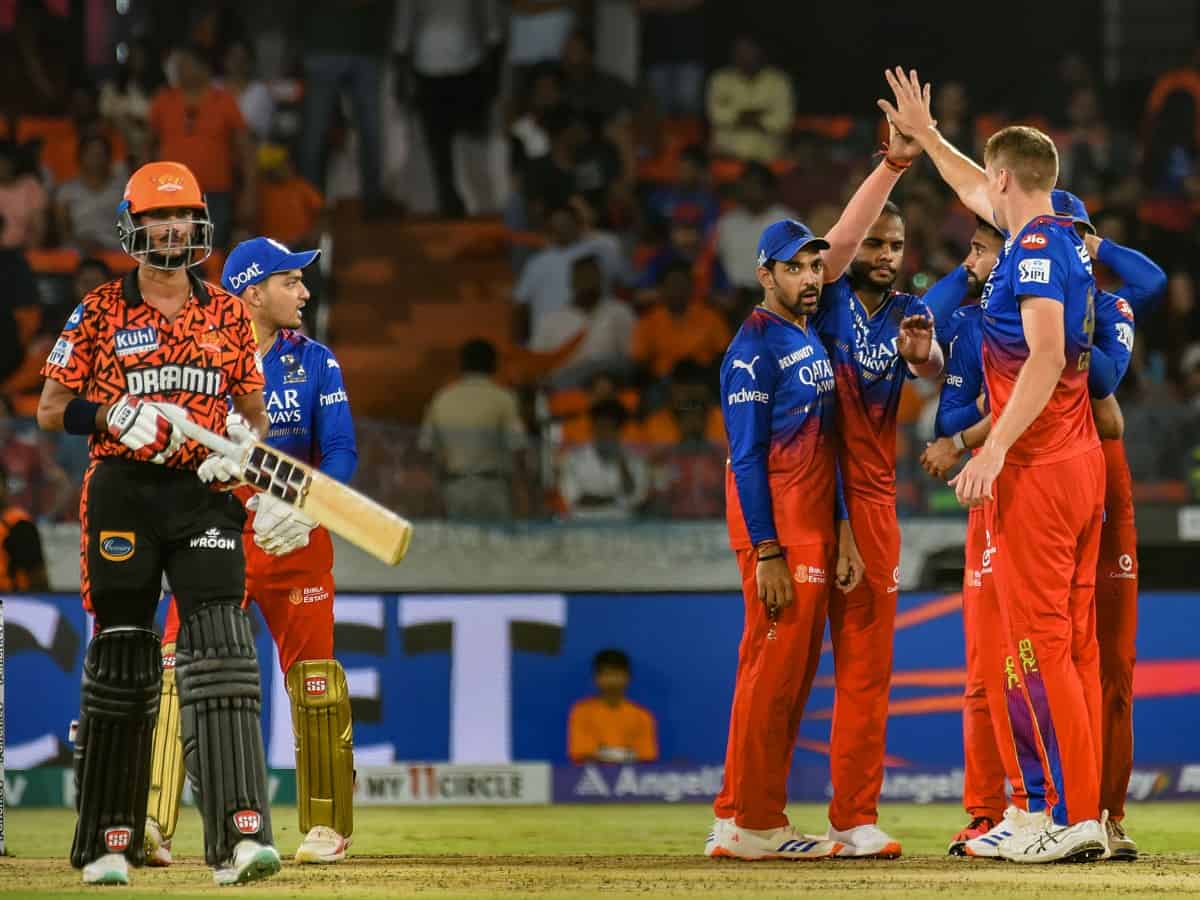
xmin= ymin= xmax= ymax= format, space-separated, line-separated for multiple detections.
xmin=779 ymin=284 xmax=820 ymax=319
xmin=965 ymin=269 xmax=985 ymax=298
xmin=848 ymin=256 xmax=897 ymax=292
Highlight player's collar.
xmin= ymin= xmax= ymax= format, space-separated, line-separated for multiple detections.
xmin=121 ymin=267 xmax=212 ymax=308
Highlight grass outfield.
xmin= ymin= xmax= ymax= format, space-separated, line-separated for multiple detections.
xmin=2 ymin=804 xmax=1199 ymax=898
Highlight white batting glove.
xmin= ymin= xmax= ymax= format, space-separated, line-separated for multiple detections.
xmin=247 ymin=492 xmax=317 ymax=556
xmin=197 ymin=413 xmax=256 ymax=484
xmin=106 ymin=396 xmax=183 ymax=464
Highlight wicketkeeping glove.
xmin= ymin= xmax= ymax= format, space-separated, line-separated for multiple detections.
xmin=197 ymin=412 xmax=256 ymax=484
xmin=247 ymin=492 xmax=317 ymax=556
xmin=106 ymin=396 xmax=183 ymax=464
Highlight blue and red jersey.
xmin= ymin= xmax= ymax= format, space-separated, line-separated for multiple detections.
xmin=721 ymin=307 xmax=840 ymax=549
xmin=934 ymin=302 xmax=986 ymax=439
xmin=980 ymin=216 xmax=1098 ymax=466
xmin=815 ymin=275 xmax=930 ymax=503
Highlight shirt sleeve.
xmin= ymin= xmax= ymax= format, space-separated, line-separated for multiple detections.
xmin=634 ymin=707 xmax=659 ymax=762
xmin=4 ymin=519 xmax=44 ymax=574
xmin=934 ymin=315 xmax=986 ymax=438
xmin=314 ymin=348 xmax=358 ymax=484
xmin=923 ymin=266 xmax=970 ymax=334
xmin=226 ymin=303 xmax=265 ymax=396
xmin=1087 ymin=291 xmax=1134 ymax=398
xmin=721 ymin=334 xmax=778 ymax=546
xmin=39 ymin=300 xmax=95 ymax=393
xmin=1011 ymin=232 xmax=1070 ymax=304
xmin=567 ymin=702 xmax=596 ymax=763
xmin=1094 ymin=239 xmax=1167 ymax=315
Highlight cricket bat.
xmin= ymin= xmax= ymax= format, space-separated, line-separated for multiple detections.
xmin=154 ymin=402 xmax=413 ymax=565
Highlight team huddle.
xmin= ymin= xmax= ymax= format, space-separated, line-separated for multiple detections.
xmin=710 ymin=68 xmax=1161 ymax=864
xmin=36 ymin=161 xmax=357 ymax=886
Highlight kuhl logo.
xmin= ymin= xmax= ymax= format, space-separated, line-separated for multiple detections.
xmin=233 ymin=810 xmax=262 ymax=834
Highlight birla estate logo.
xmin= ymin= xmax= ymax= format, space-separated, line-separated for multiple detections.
xmin=154 ymin=174 xmax=184 ymax=192
xmin=289 ymin=587 xmax=304 ymax=606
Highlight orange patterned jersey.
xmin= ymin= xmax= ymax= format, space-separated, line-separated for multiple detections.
xmin=40 ymin=269 xmax=264 ymax=470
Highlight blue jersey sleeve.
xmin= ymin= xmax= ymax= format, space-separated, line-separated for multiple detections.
xmin=1011 ymin=232 xmax=1071 ymax=304
xmin=313 ymin=348 xmax=358 ymax=484
xmin=721 ymin=335 xmax=778 ymax=546
xmin=1095 ymin=239 xmax=1167 ymax=315
xmin=933 ymin=312 xmax=986 ymax=438
xmin=1087 ymin=290 xmax=1135 ymax=399
xmin=923 ymin=266 xmax=969 ymax=333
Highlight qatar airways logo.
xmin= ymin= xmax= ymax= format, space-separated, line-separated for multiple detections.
xmin=796 ymin=357 xmax=835 ymax=394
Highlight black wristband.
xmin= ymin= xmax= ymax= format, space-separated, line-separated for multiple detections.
xmin=63 ymin=398 xmax=102 ymax=435
xmin=756 ymin=552 xmax=783 ymax=562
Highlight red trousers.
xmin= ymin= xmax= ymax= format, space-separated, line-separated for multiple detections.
xmin=161 ymin=532 xmax=335 ymax=673
xmin=826 ymin=498 xmax=899 ymax=829
xmin=985 ymin=449 xmax=1105 ymax=826
xmin=1097 ymin=438 xmax=1137 ymax=820
xmin=714 ymin=542 xmax=832 ymax=831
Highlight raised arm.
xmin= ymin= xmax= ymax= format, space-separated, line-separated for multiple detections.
xmin=877 ymin=67 xmax=993 ymax=223
xmin=1087 ymin=235 xmax=1168 ymax=313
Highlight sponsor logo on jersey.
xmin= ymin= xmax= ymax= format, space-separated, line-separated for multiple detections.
xmin=233 ymin=810 xmax=262 ymax=835
xmin=796 ymin=357 xmax=835 ymax=393
xmin=104 ymin=827 xmax=133 ymax=851
xmin=126 ymin=365 xmax=224 ymax=397
xmin=888 ymin=565 xmax=900 ymax=593
xmin=189 ymin=527 xmax=236 ymax=550
xmin=793 ymin=564 xmax=825 ymax=585
xmin=327 ymin=357 xmax=340 ymax=369
xmin=63 ymin=303 xmax=84 ymax=332
xmin=1116 ymin=322 xmax=1134 ymax=352
xmin=319 ymin=388 xmax=348 ymax=407
xmin=1020 ymin=232 xmax=1047 ymax=249
xmin=1115 ymin=297 xmax=1134 ymax=321
xmin=731 ymin=356 xmax=760 ymax=380
xmin=114 ymin=326 xmax=158 ymax=357
xmin=283 ymin=360 xmax=308 ymax=384
xmin=1109 ymin=551 xmax=1137 ymax=580
xmin=778 ymin=346 xmax=813 ymax=369
xmin=99 ymin=531 xmax=136 ymax=562
xmin=945 ymin=373 xmax=964 ymax=387
xmin=228 ymin=262 xmax=264 ymax=291
xmin=305 ymin=676 xmax=328 ymax=697
xmin=288 ymin=585 xmax=329 ymax=604
xmin=1017 ymin=258 xmax=1051 ymax=285
xmin=266 ymin=389 xmax=303 ymax=425
xmin=727 ymin=388 xmax=769 ymax=405
xmin=46 ymin=338 xmax=73 ymax=368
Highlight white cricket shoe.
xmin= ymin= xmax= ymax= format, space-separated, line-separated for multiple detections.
xmin=703 ymin=817 xmax=733 ymax=857
xmin=82 ymin=852 xmax=130 ymax=885
xmin=1104 ymin=818 xmax=1138 ymax=861
xmin=707 ymin=822 xmax=843 ymax=861
xmin=143 ymin=818 xmax=172 ymax=867
xmin=825 ymin=823 xmax=902 ymax=859
xmin=212 ymin=839 xmax=282 ymax=886
xmin=998 ymin=814 xmax=1107 ymax=864
xmin=963 ymin=806 xmax=1042 ymax=858
xmin=295 ymin=825 xmax=350 ymax=864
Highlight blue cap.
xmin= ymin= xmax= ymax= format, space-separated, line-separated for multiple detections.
xmin=221 ymin=237 xmax=321 ymax=294
xmin=756 ymin=219 xmax=831 ymax=268
xmin=1050 ymin=189 xmax=1096 ymax=235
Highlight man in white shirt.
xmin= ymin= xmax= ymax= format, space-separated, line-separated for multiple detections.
xmin=715 ymin=162 xmax=798 ymax=290
xmin=513 ymin=203 xmax=628 ymax=343
xmin=559 ymin=398 xmax=648 ymax=519
xmin=530 ymin=255 xmax=635 ymax=388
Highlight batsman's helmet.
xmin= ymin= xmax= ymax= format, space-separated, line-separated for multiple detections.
xmin=116 ymin=160 xmax=213 ymax=270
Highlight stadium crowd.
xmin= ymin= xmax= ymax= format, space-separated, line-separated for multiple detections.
xmin=0 ymin=1 xmax=1198 ymax=521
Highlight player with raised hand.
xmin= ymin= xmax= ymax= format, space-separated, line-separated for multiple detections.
xmin=706 ymin=124 xmax=920 ymax=860
xmin=36 ymin=161 xmax=279 ymax=886
xmin=880 ymin=67 xmax=1109 ymax=862
xmin=810 ymin=196 xmax=944 ymax=859
xmin=146 ymin=236 xmax=358 ymax=867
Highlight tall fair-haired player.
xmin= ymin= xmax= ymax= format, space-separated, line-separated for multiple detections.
xmin=145 ymin=237 xmax=358 ymax=866
xmin=706 ymin=122 xmax=922 ymax=860
xmin=811 ymin=197 xmax=944 ymax=858
xmin=881 ymin=68 xmax=1108 ymax=862
xmin=922 ymin=191 xmax=1164 ymax=859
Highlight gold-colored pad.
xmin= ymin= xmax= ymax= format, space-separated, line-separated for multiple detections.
xmin=287 ymin=659 xmax=354 ymax=838
xmin=146 ymin=643 xmax=185 ymax=839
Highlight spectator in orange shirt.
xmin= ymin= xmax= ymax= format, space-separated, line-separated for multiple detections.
xmin=632 ymin=261 xmax=731 ymax=381
xmin=567 ymin=649 xmax=659 ymax=764
xmin=149 ymin=44 xmax=255 ymax=248
xmin=637 ymin=359 xmax=725 ymax=448
xmin=256 ymin=143 xmax=324 ymax=247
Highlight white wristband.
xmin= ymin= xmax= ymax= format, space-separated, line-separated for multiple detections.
xmin=953 ymin=431 xmax=968 ymax=452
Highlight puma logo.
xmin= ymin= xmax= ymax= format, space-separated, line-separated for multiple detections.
xmin=732 ymin=356 xmax=760 ymax=380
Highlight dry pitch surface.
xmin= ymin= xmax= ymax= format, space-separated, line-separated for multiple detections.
xmin=2 ymin=804 xmax=1199 ymax=899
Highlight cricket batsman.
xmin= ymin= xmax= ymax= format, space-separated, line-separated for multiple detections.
xmin=882 ymin=68 xmax=1108 ymax=862
xmin=36 ymin=161 xmax=279 ymax=885
xmin=145 ymin=237 xmax=358 ymax=866
xmin=705 ymin=124 xmax=920 ymax=859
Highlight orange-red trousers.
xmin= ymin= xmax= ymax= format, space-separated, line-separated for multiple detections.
xmin=961 ymin=441 xmax=1135 ymax=822
xmin=162 ymin=529 xmax=335 ymax=673
xmin=826 ymin=498 xmax=900 ymax=830
xmin=714 ymin=542 xmax=832 ymax=831
xmin=984 ymin=449 xmax=1105 ymax=826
